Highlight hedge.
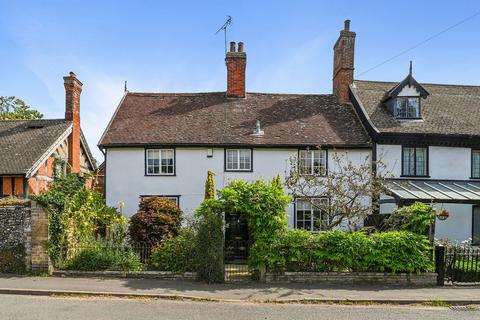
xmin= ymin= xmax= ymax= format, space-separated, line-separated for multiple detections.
xmin=268 ymin=230 xmax=433 ymax=273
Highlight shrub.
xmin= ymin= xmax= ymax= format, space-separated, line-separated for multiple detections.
xmin=194 ymin=200 xmax=224 ymax=283
xmin=218 ymin=178 xmax=290 ymax=271
xmin=151 ymin=227 xmax=196 ymax=272
xmin=385 ymin=202 xmax=436 ymax=235
xmin=128 ymin=197 xmax=182 ymax=245
xmin=64 ymin=242 xmax=144 ymax=272
xmin=270 ymin=230 xmax=433 ymax=273
xmin=34 ymin=173 xmax=126 ymax=266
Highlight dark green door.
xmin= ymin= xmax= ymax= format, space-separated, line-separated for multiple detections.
xmin=473 ymin=207 xmax=480 ymax=245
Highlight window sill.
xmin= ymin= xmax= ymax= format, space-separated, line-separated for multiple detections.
xmin=470 ymin=177 xmax=480 ymax=180
xmin=400 ymin=175 xmax=430 ymax=179
xmin=144 ymin=174 xmax=176 ymax=177
xmin=225 ymin=170 xmax=253 ymax=173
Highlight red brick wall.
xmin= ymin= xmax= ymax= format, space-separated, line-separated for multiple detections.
xmin=226 ymin=42 xmax=247 ymax=98
xmin=64 ymin=72 xmax=83 ymax=173
xmin=332 ymin=21 xmax=356 ymax=105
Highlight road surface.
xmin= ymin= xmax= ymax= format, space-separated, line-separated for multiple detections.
xmin=0 ymin=294 xmax=479 ymax=320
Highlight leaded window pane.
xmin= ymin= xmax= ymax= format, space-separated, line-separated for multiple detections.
xmin=473 ymin=151 xmax=480 ymax=178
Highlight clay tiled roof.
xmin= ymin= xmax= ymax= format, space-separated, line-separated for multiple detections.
xmin=352 ymin=80 xmax=480 ymax=137
xmin=0 ymin=119 xmax=71 ymax=175
xmin=99 ymin=92 xmax=371 ymax=148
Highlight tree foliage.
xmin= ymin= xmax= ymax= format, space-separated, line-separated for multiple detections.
xmin=0 ymin=96 xmax=43 ymax=120
xmin=285 ymin=150 xmax=391 ymax=230
xmin=204 ymin=170 xmax=215 ymax=200
xmin=128 ymin=197 xmax=182 ymax=245
xmin=385 ymin=202 xmax=436 ymax=236
xmin=34 ymin=174 xmax=125 ymax=265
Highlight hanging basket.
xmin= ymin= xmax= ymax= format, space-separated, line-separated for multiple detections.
xmin=437 ymin=209 xmax=449 ymax=221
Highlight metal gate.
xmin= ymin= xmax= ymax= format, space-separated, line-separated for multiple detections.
xmin=436 ymin=245 xmax=480 ymax=284
xmin=224 ymin=212 xmax=252 ymax=282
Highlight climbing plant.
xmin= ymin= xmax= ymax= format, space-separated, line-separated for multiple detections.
xmin=204 ymin=170 xmax=215 ymax=200
xmin=34 ymin=173 xmax=125 ymax=266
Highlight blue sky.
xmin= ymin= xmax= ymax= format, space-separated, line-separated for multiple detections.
xmin=0 ymin=0 xmax=479 ymax=161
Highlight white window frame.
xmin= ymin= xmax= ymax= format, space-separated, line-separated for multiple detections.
xmin=225 ymin=149 xmax=252 ymax=172
xmin=394 ymin=96 xmax=421 ymax=119
xmin=295 ymin=198 xmax=329 ymax=232
xmin=298 ymin=149 xmax=327 ymax=176
xmin=145 ymin=148 xmax=175 ymax=176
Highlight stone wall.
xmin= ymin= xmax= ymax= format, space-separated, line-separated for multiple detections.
xmin=265 ymin=272 xmax=437 ymax=286
xmin=0 ymin=201 xmax=50 ymax=273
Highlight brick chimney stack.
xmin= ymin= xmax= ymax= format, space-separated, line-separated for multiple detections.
xmin=333 ymin=20 xmax=356 ymax=104
xmin=63 ymin=71 xmax=82 ymax=173
xmin=226 ymin=41 xmax=247 ymax=98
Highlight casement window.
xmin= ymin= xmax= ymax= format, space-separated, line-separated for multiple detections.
xmin=145 ymin=149 xmax=175 ymax=175
xmin=472 ymin=150 xmax=480 ymax=179
xmin=298 ymin=149 xmax=327 ymax=176
xmin=225 ymin=149 xmax=252 ymax=171
xmin=394 ymin=97 xmax=421 ymax=119
xmin=295 ymin=198 xmax=329 ymax=232
xmin=139 ymin=195 xmax=180 ymax=207
xmin=402 ymin=146 xmax=428 ymax=176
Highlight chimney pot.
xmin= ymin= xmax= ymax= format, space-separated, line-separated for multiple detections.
xmin=229 ymin=41 xmax=236 ymax=52
xmin=344 ymin=20 xmax=350 ymax=31
xmin=238 ymin=42 xmax=244 ymax=52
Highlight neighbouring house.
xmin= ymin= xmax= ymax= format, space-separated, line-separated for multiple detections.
xmin=98 ymin=21 xmax=372 ymax=231
xmin=0 ymin=72 xmax=96 ymax=197
xmin=350 ymin=65 xmax=480 ymax=244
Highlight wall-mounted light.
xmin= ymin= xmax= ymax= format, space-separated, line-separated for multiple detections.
xmin=207 ymin=148 xmax=213 ymax=158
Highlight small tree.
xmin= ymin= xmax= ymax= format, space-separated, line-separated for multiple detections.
xmin=204 ymin=170 xmax=215 ymax=200
xmin=385 ymin=202 xmax=436 ymax=236
xmin=0 ymin=96 xmax=43 ymax=120
xmin=285 ymin=149 xmax=390 ymax=230
xmin=128 ymin=197 xmax=182 ymax=245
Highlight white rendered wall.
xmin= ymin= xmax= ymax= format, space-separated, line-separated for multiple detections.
xmin=377 ymin=143 xmax=475 ymax=241
xmin=105 ymin=147 xmax=370 ymax=229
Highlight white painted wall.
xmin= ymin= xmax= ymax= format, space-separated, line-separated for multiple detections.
xmin=105 ymin=147 xmax=370 ymax=229
xmin=397 ymin=85 xmax=420 ymax=97
xmin=377 ymin=143 xmax=476 ymax=241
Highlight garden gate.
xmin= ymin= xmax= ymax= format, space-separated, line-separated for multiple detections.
xmin=224 ymin=212 xmax=251 ymax=281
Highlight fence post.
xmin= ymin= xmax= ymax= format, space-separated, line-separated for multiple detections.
xmin=435 ymin=245 xmax=445 ymax=286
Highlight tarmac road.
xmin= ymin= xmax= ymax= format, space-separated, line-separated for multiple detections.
xmin=1 ymin=294 xmax=480 ymax=320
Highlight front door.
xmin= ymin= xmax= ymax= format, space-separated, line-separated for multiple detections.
xmin=224 ymin=212 xmax=249 ymax=262
xmin=473 ymin=206 xmax=480 ymax=245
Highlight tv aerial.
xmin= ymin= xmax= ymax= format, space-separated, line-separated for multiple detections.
xmin=215 ymin=15 xmax=232 ymax=54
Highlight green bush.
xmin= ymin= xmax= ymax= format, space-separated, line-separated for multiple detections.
xmin=270 ymin=230 xmax=433 ymax=273
xmin=64 ymin=243 xmax=144 ymax=272
xmin=385 ymin=202 xmax=436 ymax=235
xmin=151 ymin=227 xmax=196 ymax=272
xmin=194 ymin=200 xmax=225 ymax=283
xmin=128 ymin=197 xmax=182 ymax=246
xmin=34 ymin=173 xmax=126 ymax=266
xmin=218 ymin=178 xmax=290 ymax=271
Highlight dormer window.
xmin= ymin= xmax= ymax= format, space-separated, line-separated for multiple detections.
xmin=394 ymin=97 xmax=420 ymax=119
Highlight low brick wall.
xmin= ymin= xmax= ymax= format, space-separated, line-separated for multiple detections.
xmin=0 ymin=201 xmax=50 ymax=273
xmin=265 ymin=272 xmax=437 ymax=286
xmin=54 ymin=270 xmax=197 ymax=280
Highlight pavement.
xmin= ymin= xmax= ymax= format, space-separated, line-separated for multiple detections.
xmin=1 ymin=275 xmax=480 ymax=304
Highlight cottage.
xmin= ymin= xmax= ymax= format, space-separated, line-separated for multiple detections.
xmin=0 ymin=72 xmax=96 ymax=196
xmin=98 ymin=21 xmax=372 ymax=231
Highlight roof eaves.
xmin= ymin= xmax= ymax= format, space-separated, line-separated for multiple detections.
xmin=98 ymin=91 xmax=128 ymax=149
xmin=25 ymin=123 xmax=73 ymax=178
